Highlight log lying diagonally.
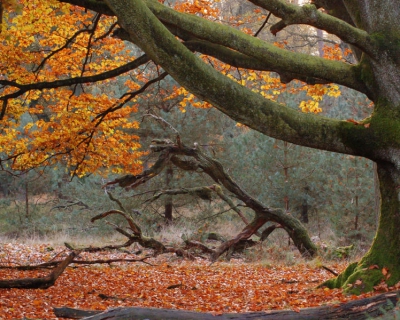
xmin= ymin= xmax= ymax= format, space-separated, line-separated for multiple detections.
xmin=53 ymin=289 xmax=399 ymax=319
xmin=105 ymin=138 xmax=317 ymax=261
xmin=0 ymin=251 xmax=77 ymax=289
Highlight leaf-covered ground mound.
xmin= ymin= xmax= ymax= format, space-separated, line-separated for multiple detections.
xmin=0 ymin=243 xmax=382 ymax=319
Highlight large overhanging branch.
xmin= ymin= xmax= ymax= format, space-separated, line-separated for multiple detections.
xmin=142 ymin=0 xmax=370 ymax=97
xmin=247 ymin=0 xmax=376 ymax=58
xmin=103 ymin=0 xmax=371 ymax=158
xmin=184 ymin=40 xmax=329 ymax=85
xmin=59 ymin=0 xmax=369 ymax=97
xmin=112 ymin=28 xmax=328 ymax=85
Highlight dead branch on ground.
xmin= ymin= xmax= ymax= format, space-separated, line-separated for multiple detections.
xmin=0 ymin=251 xmax=77 ymax=289
xmin=105 ymin=138 xmax=317 ymax=261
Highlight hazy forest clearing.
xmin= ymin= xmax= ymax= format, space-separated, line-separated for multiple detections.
xmin=2 ymin=0 xmax=400 ymax=318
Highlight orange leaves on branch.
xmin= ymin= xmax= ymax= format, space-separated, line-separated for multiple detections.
xmin=0 ymin=0 xmax=149 ymax=176
xmin=299 ymin=100 xmax=321 ymax=114
xmin=298 ymin=84 xmax=340 ymax=114
xmin=174 ymin=0 xmax=219 ymax=18
xmin=322 ymin=44 xmax=352 ymax=62
xmin=163 ymin=85 xmax=212 ymax=112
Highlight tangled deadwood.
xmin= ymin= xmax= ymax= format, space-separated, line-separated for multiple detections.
xmin=104 ymin=138 xmax=317 ymax=261
xmin=89 ymin=209 xmax=196 ymax=260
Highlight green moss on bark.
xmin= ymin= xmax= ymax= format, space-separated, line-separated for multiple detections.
xmin=343 ymin=268 xmax=383 ymax=294
xmin=323 ymin=161 xmax=400 ymax=294
xmin=322 ymin=262 xmax=358 ymax=289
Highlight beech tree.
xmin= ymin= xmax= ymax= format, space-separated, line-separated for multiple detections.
xmin=63 ymin=0 xmax=400 ymax=294
xmin=1 ymin=0 xmax=399 ymax=294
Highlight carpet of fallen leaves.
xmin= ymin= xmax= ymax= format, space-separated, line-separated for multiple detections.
xmin=0 ymin=243 xmax=378 ymax=319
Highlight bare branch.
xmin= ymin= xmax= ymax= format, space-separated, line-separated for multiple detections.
xmin=94 ymin=71 xmax=169 ymax=122
xmin=0 ymin=54 xmax=150 ymax=103
xmin=142 ymin=114 xmax=179 ymax=135
xmin=91 ymin=210 xmax=142 ymax=235
xmin=254 ymin=12 xmax=272 ymax=37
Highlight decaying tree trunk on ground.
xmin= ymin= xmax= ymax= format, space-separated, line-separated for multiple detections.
xmin=53 ymin=289 xmax=399 ymax=319
xmin=105 ymin=139 xmax=317 ymax=261
xmin=0 ymin=251 xmax=76 ymax=289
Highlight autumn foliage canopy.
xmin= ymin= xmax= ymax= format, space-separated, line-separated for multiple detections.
xmin=0 ymin=0 xmax=345 ymax=177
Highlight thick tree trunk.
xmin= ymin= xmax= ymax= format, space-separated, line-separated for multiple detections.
xmin=324 ymin=162 xmax=400 ymax=293
xmin=53 ymin=289 xmax=399 ymax=319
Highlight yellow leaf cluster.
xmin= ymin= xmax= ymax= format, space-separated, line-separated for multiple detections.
xmin=299 ymin=100 xmax=322 ymax=114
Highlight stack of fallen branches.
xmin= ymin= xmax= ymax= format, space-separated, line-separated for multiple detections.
xmin=0 ymin=241 xmax=151 ymax=289
xmin=104 ymin=137 xmax=317 ymax=261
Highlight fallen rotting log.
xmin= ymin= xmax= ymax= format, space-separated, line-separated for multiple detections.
xmin=0 ymin=251 xmax=77 ymax=289
xmin=54 ymin=289 xmax=399 ymax=320
xmin=53 ymin=307 xmax=102 ymax=319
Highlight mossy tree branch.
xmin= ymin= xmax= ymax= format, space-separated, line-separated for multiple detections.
xmin=100 ymin=0 xmax=376 ymax=159
xmin=248 ymin=0 xmax=375 ymax=57
xmin=141 ymin=0 xmax=370 ymax=96
xmin=61 ymin=0 xmax=369 ymax=96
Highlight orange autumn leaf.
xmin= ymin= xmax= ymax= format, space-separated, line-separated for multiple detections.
xmin=368 ymin=264 xmax=379 ymax=270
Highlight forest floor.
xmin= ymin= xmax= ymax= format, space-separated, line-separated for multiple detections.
xmin=0 ymin=242 xmax=386 ymax=319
